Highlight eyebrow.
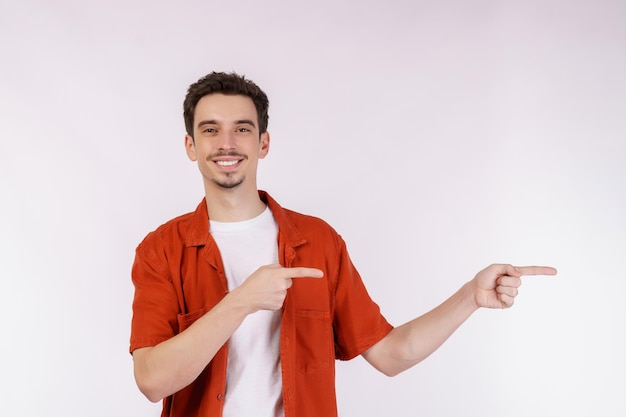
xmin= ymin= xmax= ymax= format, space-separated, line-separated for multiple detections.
xmin=196 ymin=119 xmax=257 ymax=129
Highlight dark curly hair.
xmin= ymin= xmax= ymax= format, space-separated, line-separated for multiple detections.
xmin=183 ymin=71 xmax=269 ymax=138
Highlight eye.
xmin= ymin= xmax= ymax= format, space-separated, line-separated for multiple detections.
xmin=237 ymin=127 xmax=251 ymax=133
xmin=202 ymin=127 xmax=217 ymax=134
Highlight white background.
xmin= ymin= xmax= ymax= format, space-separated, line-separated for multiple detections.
xmin=1 ymin=0 xmax=624 ymax=416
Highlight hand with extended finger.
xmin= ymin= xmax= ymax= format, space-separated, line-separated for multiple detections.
xmin=471 ymin=264 xmax=557 ymax=309
xmin=232 ymin=263 xmax=324 ymax=314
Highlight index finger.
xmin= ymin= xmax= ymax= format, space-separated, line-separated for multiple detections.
xmin=514 ymin=266 xmax=558 ymax=276
xmin=286 ymin=267 xmax=324 ymax=279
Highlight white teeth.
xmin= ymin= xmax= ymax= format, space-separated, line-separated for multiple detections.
xmin=216 ymin=160 xmax=238 ymax=167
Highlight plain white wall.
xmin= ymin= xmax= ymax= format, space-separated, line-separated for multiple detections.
xmin=1 ymin=0 xmax=624 ymax=415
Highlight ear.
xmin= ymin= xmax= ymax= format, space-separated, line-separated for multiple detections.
xmin=185 ymin=134 xmax=197 ymax=161
xmin=259 ymin=131 xmax=270 ymax=159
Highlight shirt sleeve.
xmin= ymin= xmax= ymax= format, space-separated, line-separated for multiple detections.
xmin=331 ymin=235 xmax=393 ymax=361
xmin=129 ymin=237 xmax=181 ymax=354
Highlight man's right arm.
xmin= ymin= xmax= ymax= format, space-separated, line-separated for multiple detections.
xmin=132 ymin=291 xmax=249 ymax=402
xmin=132 ymin=263 xmax=323 ymax=402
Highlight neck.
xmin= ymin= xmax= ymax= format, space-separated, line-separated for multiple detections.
xmin=204 ymin=186 xmax=266 ymax=222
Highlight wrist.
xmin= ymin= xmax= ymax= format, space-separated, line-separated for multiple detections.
xmin=461 ymin=280 xmax=481 ymax=311
xmin=221 ymin=287 xmax=256 ymax=317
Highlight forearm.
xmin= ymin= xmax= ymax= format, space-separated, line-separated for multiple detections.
xmin=363 ymin=263 xmax=556 ymax=376
xmin=133 ymin=291 xmax=249 ymax=402
xmin=364 ymin=282 xmax=478 ymax=376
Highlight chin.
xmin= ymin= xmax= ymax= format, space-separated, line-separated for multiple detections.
xmin=213 ymin=177 xmax=245 ymax=190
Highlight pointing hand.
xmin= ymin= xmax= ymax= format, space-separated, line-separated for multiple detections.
xmin=471 ymin=264 xmax=557 ymax=309
xmin=233 ymin=263 xmax=324 ymax=313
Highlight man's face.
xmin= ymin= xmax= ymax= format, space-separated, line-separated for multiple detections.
xmin=185 ymin=93 xmax=269 ymax=192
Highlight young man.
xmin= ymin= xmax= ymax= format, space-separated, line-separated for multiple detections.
xmin=129 ymin=72 xmax=556 ymax=417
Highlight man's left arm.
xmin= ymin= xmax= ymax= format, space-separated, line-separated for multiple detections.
xmin=361 ymin=264 xmax=557 ymax=376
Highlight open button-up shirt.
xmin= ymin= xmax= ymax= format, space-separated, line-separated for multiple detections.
xmin=130 ymin=191 xmax=393 ymax=417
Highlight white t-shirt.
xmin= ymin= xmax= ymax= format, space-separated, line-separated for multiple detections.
xmin=210 ymin=206 xmax=283 ymax=417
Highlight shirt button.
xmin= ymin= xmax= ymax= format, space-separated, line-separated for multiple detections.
xmin=217 ymin=393 xmax=224 ymax=401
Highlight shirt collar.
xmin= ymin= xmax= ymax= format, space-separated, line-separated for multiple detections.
xmin=184 ymin=190 xmax=307 ymax=248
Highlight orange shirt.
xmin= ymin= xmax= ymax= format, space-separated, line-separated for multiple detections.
xmin=130 ymin=191 xmax=393 ymax=417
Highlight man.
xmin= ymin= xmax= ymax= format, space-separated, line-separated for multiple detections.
xmin=129 ymin=71 xmax=556 ymax=417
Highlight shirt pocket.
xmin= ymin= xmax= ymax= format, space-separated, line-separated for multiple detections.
xmin=295 ymin=309 xmax=332 ymax=374
xmin=177 ymin=307 xmax=210 ymax=332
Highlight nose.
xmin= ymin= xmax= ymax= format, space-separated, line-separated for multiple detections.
xmin=218 ymin=130 xmax=237 ymax=150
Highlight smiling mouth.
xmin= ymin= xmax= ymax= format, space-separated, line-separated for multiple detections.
xmin=216 ymin=160 xmax=239 ymax=167
xmin=210 ymin=152 xmax=246 ymax=168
